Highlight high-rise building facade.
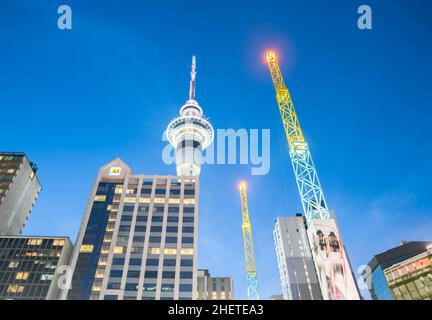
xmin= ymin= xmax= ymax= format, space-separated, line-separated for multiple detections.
xmin=197 ymin=269 xmax=233 ymax=300
xmin=363 ymin=241 xmax=432 ymax=300
xmin=0 ymin=236 xmax=72 ymax=300
xmin=273 ymin=215 xmax=322 ymax=300
xmin=62 ymin=159 xmax=199 ymax=300
xmin=0 ymin=152 xmax=41 ymax=235
xmin=384 ymin=248 xmax=432 ymax=300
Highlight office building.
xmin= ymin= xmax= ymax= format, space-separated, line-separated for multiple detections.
xmin=197 ymin=269 xmax=233 ymax=300
xmin=384 ymin=247 xmax=432 ymax=300
xmin=273 ymin=214 xmax=322 ymax=300
xmin=0 ymin=152 xmax=41 ymax=235
xmin=62 ymin=158 xmax=199 ymax=300
xmin=363 ymin=241 xmax=432 ymax=300
xmin=0 ymin=236 xmax=72 ymax=300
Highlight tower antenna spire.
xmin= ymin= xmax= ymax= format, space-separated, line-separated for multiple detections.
xmin=189 ymin=55 xmax=196 ymax=100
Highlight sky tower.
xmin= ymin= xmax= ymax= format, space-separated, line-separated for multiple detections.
xmin=166 ymin=56 xmax=214 ymax=177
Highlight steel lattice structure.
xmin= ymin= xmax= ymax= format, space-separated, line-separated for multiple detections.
xmin=239 ymin=182 xmax=259 ymax=300
xmin=266 ymin=51 xmax=331 ymax=224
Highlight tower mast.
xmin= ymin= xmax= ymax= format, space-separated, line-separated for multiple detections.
xmin=239 ymin=182 xmax=259 ymax=300
xmin=189 ymin=55 xmax=196 ymax=100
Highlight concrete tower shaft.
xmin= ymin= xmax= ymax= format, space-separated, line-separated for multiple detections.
xmin=166 ymin=56 xmax=214 ymax=177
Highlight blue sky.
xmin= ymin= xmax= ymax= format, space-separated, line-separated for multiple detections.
xmin=1 ymin=0 xmax=431 ymax=299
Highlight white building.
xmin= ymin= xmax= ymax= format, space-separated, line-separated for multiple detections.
xmin=273 ymin=215 xmax=322 ymax=300
xmin=0 ymin=152 xmax=41 ymax=235
xmin=62 ymin=158 xmax=199 ymax=300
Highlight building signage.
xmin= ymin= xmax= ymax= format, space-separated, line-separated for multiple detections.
xmin=307 ymin=219 xmax=361 ymax=300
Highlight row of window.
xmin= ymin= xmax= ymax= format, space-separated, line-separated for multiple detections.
xmin=117 ymin=225 xmax=194 ymax=233
xmin=0 ymin=271 xmax=54 ymax=282
xmin=120 ymin=215 xmax=194 ymax=223
xmin=0 ymin=238 xmax=65 ymax=249
xmin=112 ymin=258 xmax=193 ymax=267
xmin=105 ymin=283 xmax=193 ymax=294
xmin=109 ymin=270 xmax=193 ymax=279
xmin=0 ymin=155 xmax=23 ymax=161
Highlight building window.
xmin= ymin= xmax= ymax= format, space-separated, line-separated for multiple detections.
xmin=150 ymin=248 xmax=161 ymax=255
xmin=80 ymin=244 xmax=94 ymax=253
xmin=179 ymin=284 xmax=193 ymax=292
xmin=163 ymin=259 xmax=176 ymax=267
xmin=146 ymin=259 xmax=159 ymax=266
xmin=7 ymin=285 xmax=25 ymax=293
xmin=161 ymin=284 xmax=175 ymax=292
xmin=124 ymin=197 xmax=136 ymax=203
xmin=129 ymin=258 xmax=142 ymax=265
xmin=180 ymin=259 xmax=193 ymax=267
xmin=149 ymin=237 xmax=161 ymax=243
xmin=94 ymin=195 xmax=107 ymax=202
xmin=40 ymin=274 xmax=54 ymax=281
xmin=165 ymin=237 xmax=177 ymax=244
xmin=53 ymin=239 xmax=65 ymax=246
xmin=27 ymin=238 xmax=43 ymax=246
xmin=8 ymin=261 xmax=19 ymax=268
xmin=107 ymin=283 xmax=121 ymax=290
xmin=152 ymin=216 xmax=164 ymax=223
xmin=144 ymin=271 xmax=158 ymax=278
xmin=180 ymin=272 xmax=193 ymax=279
xmin=135 ymin=225 xmax=146 ymax=232
xmin=164 ymin=248 xmax=177 ymax=255
xmin=114 ymin=246 xmax=124 ymax=254
xmin=143 ymin=284 xmax=157 ymax=291
xmin=127 ymin=271 xmax=141 ymax=278
xmin=133 ymin=236 xmax=145 ymax=243
xmin=109 ymin=270 xmax=123 ymax=278
xmin=180 ymin=248 xmax=194 ymax=255
xmin=166 ymin=226 xmax=178 ymax=233
xmin=167 ymin=216 xmax=179 ymax=223
xmin=183 ymin=207 xmax=194 ymax=214
xmin=182 ymin=237 xmax=194 ymax=244
xmin=182 ymin=227 xmax=194 ymax=233
xmin=15 ymin=272 xmax=29 ymax=280
xmin=162 ymin=271 xmax=175 ymax=279
xmin=113 ymin=258 xmax=125 ymax=265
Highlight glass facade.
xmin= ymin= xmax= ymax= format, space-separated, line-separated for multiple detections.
xmin=0 ymin=236 xmax=72 ymax=300
xmin=65 ymin=160 xmax=199 ymax=300
xmin=68 ymin=182 xmax=119 ymax=300
xmin=370 ymin=266 xmax=394 ymax=300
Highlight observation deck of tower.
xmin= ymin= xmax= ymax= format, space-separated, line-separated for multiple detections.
xmin=166 ymin=56 xmax=214 ymax=177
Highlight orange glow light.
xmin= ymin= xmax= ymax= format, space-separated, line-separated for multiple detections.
xmin=265 ymin=50 xmax=277 ymax=63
